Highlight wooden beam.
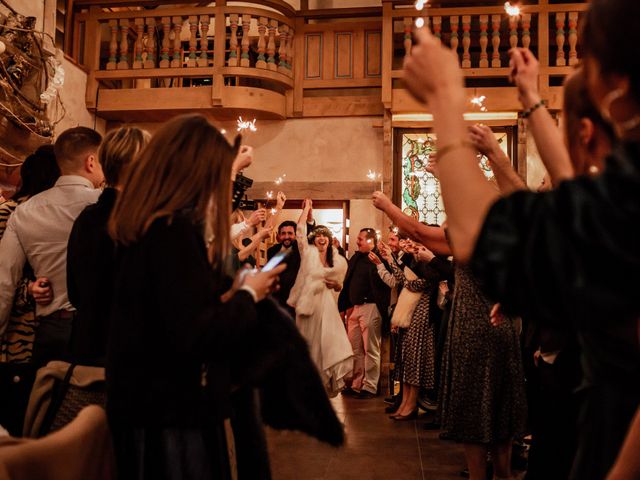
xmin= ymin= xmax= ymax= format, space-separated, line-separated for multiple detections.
xmin=300 ymin=21 xmax=381 ymax=33
xmin=297 ymin=7 xmax=382 ymax=19
xmin=293 ymin=16 xmax=304 ymax=116
xmin=248 ymin=181 xmax=377 ymax=200
xmin=74 ymin=0 xmax=296 ymax=17
xmin=303 ymin=78 xmax=381 ymax=89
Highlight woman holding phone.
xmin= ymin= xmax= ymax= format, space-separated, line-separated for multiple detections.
xmin=288 ymin=199 xmax=353 ymax=397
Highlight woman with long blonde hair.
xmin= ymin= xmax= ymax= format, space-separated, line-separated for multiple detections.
xmin=106 ymin=114 xmax=284 ymax=480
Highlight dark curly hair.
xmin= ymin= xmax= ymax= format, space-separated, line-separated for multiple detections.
xmin=308 ymin=225 xmax=334 ymax=268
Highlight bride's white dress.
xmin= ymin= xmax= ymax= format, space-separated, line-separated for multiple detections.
xmin=287 ymin=225 xmax=353 ymax=397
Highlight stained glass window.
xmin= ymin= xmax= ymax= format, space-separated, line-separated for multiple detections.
xmin=400 ymin=131 xmax=509 ymax=225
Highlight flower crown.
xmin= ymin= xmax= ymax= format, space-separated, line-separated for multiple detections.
xmin=308 ymin=225 xmax=333 ymax=242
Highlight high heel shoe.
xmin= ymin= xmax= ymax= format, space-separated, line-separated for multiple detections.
xmin=391 ymin=409 xmax=418 ymax=421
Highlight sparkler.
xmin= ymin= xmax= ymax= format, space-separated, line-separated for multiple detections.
xmin=367 ymin=170 xmax=384 ymax=191
xmin=470 ymin=95 xmax=488 ymax=112
xmin=274 ymin=174 xmax=287 ymax=185
xmin=415 ymin=17 xmax=425 ymax=28
xmin=504 ymin=2 xmax=521 ymax=18
xmin=220 ymin=128 xmax=227 ymax=135
xmin=237 ymin=117 xmax=257 ymax=133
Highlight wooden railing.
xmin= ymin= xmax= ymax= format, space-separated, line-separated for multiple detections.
xmin=69 ymin=0 xmax=588 ymax=120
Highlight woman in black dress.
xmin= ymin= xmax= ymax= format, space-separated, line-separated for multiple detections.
xmin=403 ymin=1 xmax=640 ymax=478
xmin=106 ymin=114 xmax=285 ymax=480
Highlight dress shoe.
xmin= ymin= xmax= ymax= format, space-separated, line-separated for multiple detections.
xmin=341 ymin=387 xmax=358 ymax=397
xmin=391 ymin=409 xmax=418 ymax=421
xmin=355 ymin=390 xmax=376 ymax=399
xmin=384 ymin=402 xmax=401 ymax=414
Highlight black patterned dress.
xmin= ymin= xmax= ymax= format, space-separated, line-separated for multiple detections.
xmin=391 ymin=261 xmax=440 ymax=388
xmin=440 ymin=265 xmax=526 ymax=444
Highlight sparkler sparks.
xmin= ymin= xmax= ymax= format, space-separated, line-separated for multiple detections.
xmin=367 ymin=170 xmax=384 ymax=191
xmin=237 ymin=117 xmax=257 ymax=133
xmin=470 ymin=95 xmax=488 ymax=112
xmin=415 ymin=17 xmax=425 ymax=28
xmin=504 ymin=2 xmax=521 ymax=17
xmin=274 ymin=174 xmax=287 ymax=185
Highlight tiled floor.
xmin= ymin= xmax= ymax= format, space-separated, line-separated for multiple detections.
xmin=267 ymin=395 xmax=467 ymax=480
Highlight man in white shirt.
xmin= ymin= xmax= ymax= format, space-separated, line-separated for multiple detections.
xmin=0 ymin=127 xmax=103 ymax=366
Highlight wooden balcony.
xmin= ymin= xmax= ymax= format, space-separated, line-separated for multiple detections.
xmin=69 ymin=0 xmax=587 ymax=122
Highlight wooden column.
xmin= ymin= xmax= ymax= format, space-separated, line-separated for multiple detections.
xmin=107 ymin=19 xmax=118 ymax=70
xmin=521 ymin=13 xmax=531 ymax=50
xmin=228 ymin=14 xmax=239 ymax=66
xmin=479 ymin=15 xmax=488 ymax=68
xmin=508 ymin=14 xmax=518 ymax=50
xmin=292 ymin=16 xmax=304 ymax=116
xmin=286 ymin=27 xmax=294 ymax=75
xmin=159 ymin=16 xmax=171 ymax=68
xmin=461 ymin=15 xmax=471 ymax=68
xmin=240 ymin=14 xmax=251 ymax=67
xmin=568 ymin=12 xmax=578 ymax=66
xmin=491 ymin=14 xmax=501 ymax=67
xmin=171 ymin=17 xmax=182 ymax=68
xmin=555 ymin=12 xmax=566 ymax=66
xmin=432 ymin=16 xmax=442 ymax=40
xmin=381 ymin=1 xmax=392 ymax=109
xmin=84 ymin=7 xmax=103 ymax=111
xmin=133 ymin=18 xmax=144 ymax=69
xmin=117 ymin=19 xmax=130 ymax=69
xmin=198 ymin=15 xmax=209 ymax=67
xmin=256 ymin=17 xmax=267 ymax=69
xmin=267 ymin=19 xmax=278 ymax=71
xmin=450 ymin=16 xmax=459 ymax=62
xmin=212 ymin=7 xmax=226 ymax=107
xmin=278 ymin=24 xmax=289 ymax=74
xmin=145 ymin=18 xmax=156 ymax=69
xmin=403 ymin=17 xmax=412 ymax=57
xmin=187 ymin=16 xmax=198 ymax=67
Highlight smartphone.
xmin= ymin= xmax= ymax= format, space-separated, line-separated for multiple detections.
xmin=262 ymin=250 xmax=289 ymax=272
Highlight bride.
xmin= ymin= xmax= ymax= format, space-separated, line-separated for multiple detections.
xmin=288 ymin=199 xmax=353 ymax=397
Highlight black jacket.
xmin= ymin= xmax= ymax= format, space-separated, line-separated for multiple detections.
xmin=107 ymin=215 xmax=343 ymax=449
xmin=266 ymin=241 xmax=300 ymax=308
xmin=338 ymin=250 xmax=390 ymax=323
xmin=67 ymin=188 xmax=118 ymax=366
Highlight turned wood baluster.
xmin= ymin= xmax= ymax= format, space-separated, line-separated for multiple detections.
xmin=187 ymin=16 xmax=198 ymax=67
xmin=256 ymin=17 xmax=267 ymax=69
xmin=568 ymin=12 xmax=578 ymax=66
xmin=145 ymin=18 xmax=156 ymax=68
xmin=171 ymin=17 xmax=182 ymax=68
xmin=278 ymin=24 xmax=289 ymax=74
xmin=133 ymin=18 xmax=144 ymax=69
xmin=107 ymin=19 xmax=118 ymax=70
xmin=478 ymin=15 xmax=488 ymax=68
xmin=432 ymin=16 xmax=442 ymax=40
xmin=461 ymin=15 xmax=471 ymax=68
xmin=556 ymin=12 xmax=566 ymax=66
xmin=117 ymin=19 xmax=130 ymax=69
xmin=228 ymin=14 xmax=239 ymax=66
xmin=159 ymin=16 xmax=171 ymax=68
xmin=267 ymin=19 xmax=278 ymax=71
xmin=198 ymin=15 xmax=209 ymax=67
xmin=450 ymin=16 xmax=459 ymax=63
xmin=240 ymin=14 xmax=251 ymax=67
xmin=403 ymin=17 xmax=412 ymax=57
xmin=491 ymin=14 xmax=501 ymax=67
xmin=521 ymin=13 xmax=531 ymax=50
xmin=509 ymin=14 xmax=518 ymax=49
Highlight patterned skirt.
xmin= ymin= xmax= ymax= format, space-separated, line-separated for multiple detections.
xmin=401 ymin=292 xmax=436 ymax=389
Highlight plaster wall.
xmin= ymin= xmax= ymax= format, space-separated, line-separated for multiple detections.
xmin=131 ymin=116 xmax=384 ymax=183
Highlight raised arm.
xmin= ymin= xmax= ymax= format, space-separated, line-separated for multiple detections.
xmin=403 ymin=27 xmax=499 ymax=262
xmin=264 ymin=191 xmax=286 ymax=230
xmin=469 ymin=124 xmax=527 ymax=195
xmin=510 ymin=48 xmax=574 ymax=185
xmin=296 ymin=199 xmax=312 ymax=254
xmin=237 ymin=228 xmax=271 ymax=262
xmin=371 ymin=192 xmax=451 ymax=256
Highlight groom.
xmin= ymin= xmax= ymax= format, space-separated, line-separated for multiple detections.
xmin=267 ymin=211 xmax=315 ymax=315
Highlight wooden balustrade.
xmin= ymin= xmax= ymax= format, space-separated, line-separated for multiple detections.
xmin=71 ymin=0 xmax=588 ymax=121
xmin=390 ymin=7 xmax=585 ymax=73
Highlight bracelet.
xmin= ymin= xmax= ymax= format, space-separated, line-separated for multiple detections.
xmin=436 ymin=140 xmax=476 ymax=163
xmin=522 ymin=100 xmax=545 ymax=119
